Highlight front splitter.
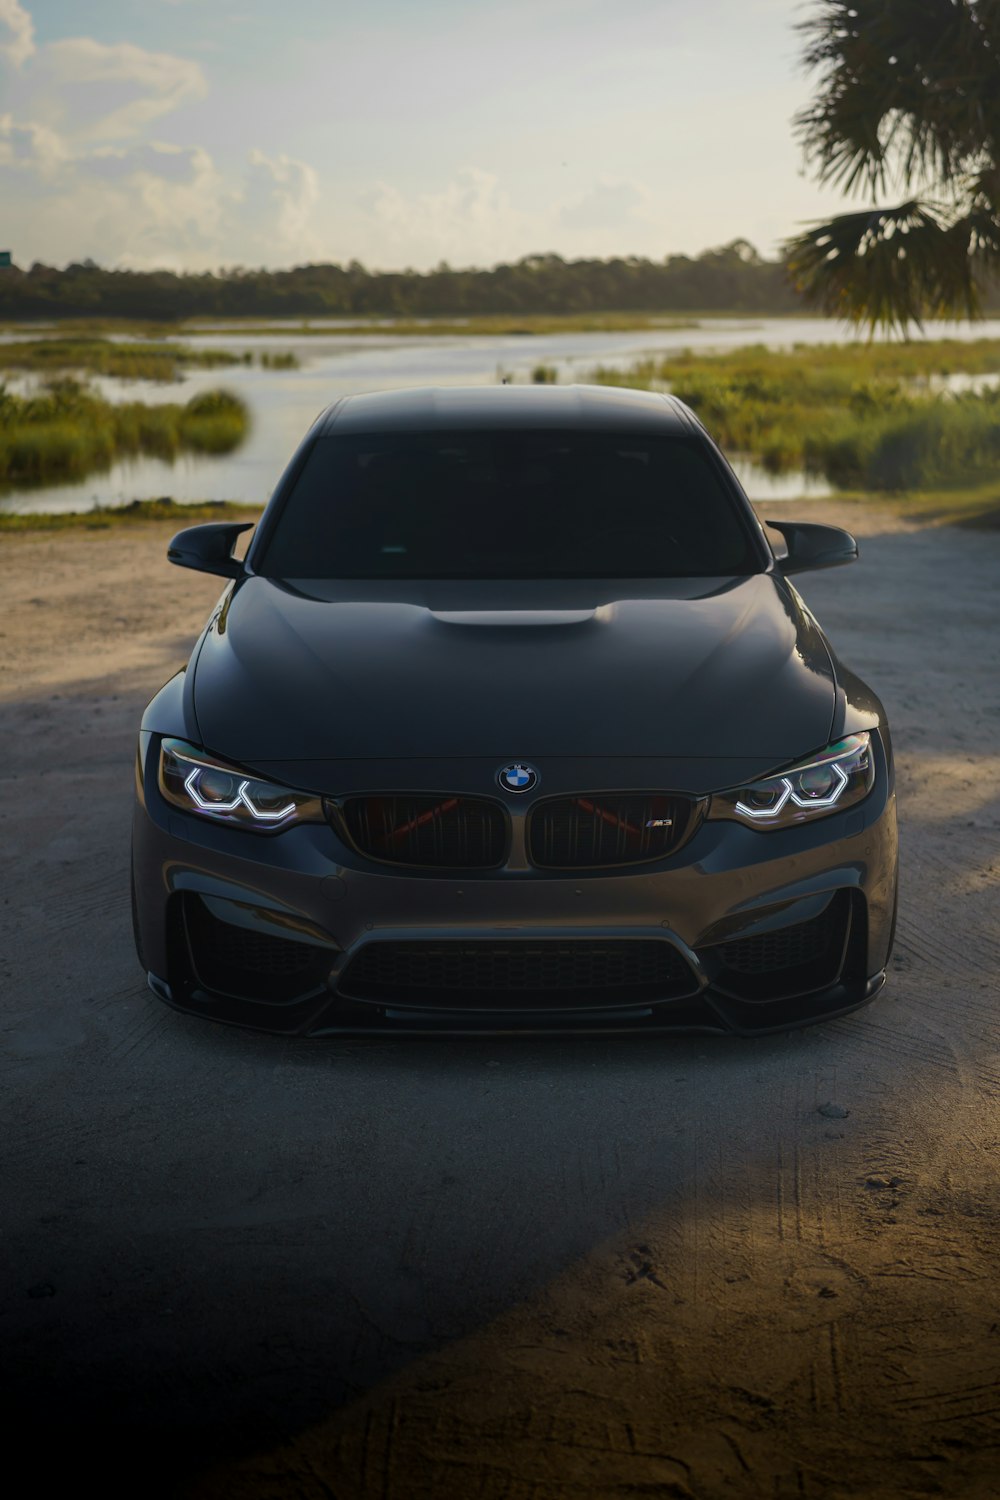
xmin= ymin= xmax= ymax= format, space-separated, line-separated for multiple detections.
xmin=147 ymin=970 xmax=886 ymax=1039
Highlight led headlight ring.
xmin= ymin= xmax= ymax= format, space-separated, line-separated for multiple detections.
xmin=734 ymin=761 xmax=849 ymax=819
xmin=183 ymin=767 xmax=297 ymax=823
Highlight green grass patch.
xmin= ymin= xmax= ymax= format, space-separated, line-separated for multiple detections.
xmin=586 ymin=339 xmax=1000 ymax=492
xmin=0 ymin=497 xmax=262 ymax=532
xmin=0 ymin=380 xmax=250 ymax=487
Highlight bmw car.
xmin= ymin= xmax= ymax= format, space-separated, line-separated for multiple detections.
xmin=132 ymin=385 xmax=897 ymax=1036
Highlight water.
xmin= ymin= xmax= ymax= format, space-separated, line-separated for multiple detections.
xmin=5 ymin=315 xmax=1000 ymax=514
xmin=920 ymin=370 xmax=1000 ymax=395
xmin=727 ymin=458 xmax=833 ymax=501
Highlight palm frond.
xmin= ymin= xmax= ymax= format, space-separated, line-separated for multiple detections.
xmin=783 ymin=200 xmax=999 ymax=333
xmin=795 ymin=1 xmax=1000 ymax=200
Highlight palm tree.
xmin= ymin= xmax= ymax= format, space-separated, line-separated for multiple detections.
xmin=785 ymin=0 xmax=1000 ymax=331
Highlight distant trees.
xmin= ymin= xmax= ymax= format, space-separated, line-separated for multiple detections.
xmin=786 ymin=0 xmax=1000 ymax=330
xmin=0 ymin=242 xmax=804 ymax=322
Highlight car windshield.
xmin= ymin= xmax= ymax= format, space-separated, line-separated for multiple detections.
xmin=256 ymin=428 xmax=761 ymax=579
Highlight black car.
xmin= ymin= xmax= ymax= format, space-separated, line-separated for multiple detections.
xmin=132 ymin=385 xmax=897 ymax=1035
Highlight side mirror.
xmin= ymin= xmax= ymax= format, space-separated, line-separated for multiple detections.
xmin=766 ymin=519 xmax=858 ymax=576
xmin=167 ymin=522 xmax=254 ymax=579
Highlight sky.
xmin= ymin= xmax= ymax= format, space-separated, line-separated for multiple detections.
xmin=0 ymin=0 xmax=856 ymax=273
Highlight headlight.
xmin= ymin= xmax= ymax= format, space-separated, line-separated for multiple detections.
xmin=158 ymin=739 xmax=324 ymax=832
xmin=709 ymin=733 xmax=875 ymax=829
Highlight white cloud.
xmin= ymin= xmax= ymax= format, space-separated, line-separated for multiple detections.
xmin=356 ymin=169 xmax=533 ymax=269
xmin=0 ymin=111 xmax=65 ymax=175
xmin=41 ymin=37 xmax=207 ymax=139
xmin=558 ymin=179 xmax=654 ymax=234
xmin=0 ymin=9 xmax=294 ymax=268
xmin=340 ymin=170 xmax=674 ymax=271
xmin=118 ymin=147 xmax=228 ymax=265
xmin=0 ymin=0 xmax=868 ymax=273
xmin=0 ymin=0 xmax=33 ymax=67
xmin=242 ymin=150 xmax=321 ymax=259
xmin=0 ymin=123 xmax=326 ymax=269
xmin=0 ymin=139 xmax=229 ymax=269
xmin=88 ymin=141 xmax=213 ymax=185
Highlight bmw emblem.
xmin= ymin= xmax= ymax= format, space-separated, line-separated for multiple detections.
xmin=498 ymin=762 xmax=539 ymax=794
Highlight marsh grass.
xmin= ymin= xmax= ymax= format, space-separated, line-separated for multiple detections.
xmin=0 ymin=381 xmax=249 ymax=486
xmin=588 ymin=339 xmax=1000 ymax=491
xmin=258 ymin=350 xmax=300 ymax=369
xmin=0 ymin=337 xmax=301 ymax=382
xmin=219 ymin=313 xmax=704 ymax=338
xmin=1 ymin=311 xmax=709 ymax=340
xmin=0 ymin=338 xmax=250 ymax=383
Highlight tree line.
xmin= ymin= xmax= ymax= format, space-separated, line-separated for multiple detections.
xmin=0 ymin=241 xmax=807 ymax=321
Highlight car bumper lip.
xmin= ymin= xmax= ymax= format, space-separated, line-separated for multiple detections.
xmin=145 ymin=966 xmax=887 ymax=1038
xmin=133 ymin=735 xmax=897 ymax=1036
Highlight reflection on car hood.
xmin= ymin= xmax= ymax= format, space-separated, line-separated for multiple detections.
xmin=191 ymin=574 xmax=836 ymax=764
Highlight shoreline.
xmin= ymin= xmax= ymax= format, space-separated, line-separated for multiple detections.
xmin=0 ymin=498 xmax=262 ymax=532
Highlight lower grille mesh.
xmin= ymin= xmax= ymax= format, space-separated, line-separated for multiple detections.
xmin=339 ymin=939 xmax=697 ymax=1009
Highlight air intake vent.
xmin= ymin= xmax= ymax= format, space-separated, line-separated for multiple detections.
xmin=338 ymin=938 xmax=698 ymax=1009
xmin=528 ymin=793 xmax=698 ymax=868
xmin=719 ymin=903 xmax=840 ymax=973
xmin=705 ymin=892 xmax=851 ymax=1004
xmin=182 ymin=894 xmax=333 ymax=1004
xmin=336 ymin=794 xmax=508 ymax=868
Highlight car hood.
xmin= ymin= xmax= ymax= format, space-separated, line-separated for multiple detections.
xmin=190 ymin=574 xmax=836 ymax=771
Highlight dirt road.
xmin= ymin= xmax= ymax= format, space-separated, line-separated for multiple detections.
xmin=2 ymin=504 xmax=999 ymax=1498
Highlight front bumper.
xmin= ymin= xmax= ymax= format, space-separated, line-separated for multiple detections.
xmin=132 ymin=735 xmax=897 ymax=1037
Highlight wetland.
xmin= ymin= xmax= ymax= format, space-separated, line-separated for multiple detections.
xmin=3 ymin=315 xmax=1000 ymax=517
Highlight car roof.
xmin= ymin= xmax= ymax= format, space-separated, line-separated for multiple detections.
xmin=318 ymin=384 xmax=698 ymax=436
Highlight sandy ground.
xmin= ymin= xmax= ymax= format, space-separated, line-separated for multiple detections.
xmin=2 ymin=502 xmax=1000 ymax=1499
